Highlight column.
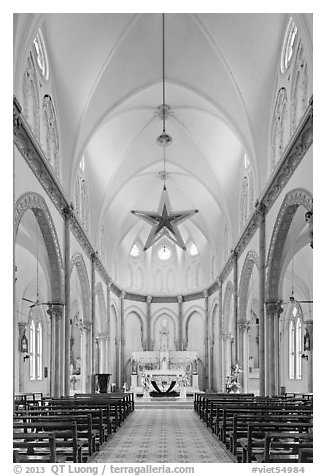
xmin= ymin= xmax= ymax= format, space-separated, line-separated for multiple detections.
xmin=120 ymin=291 xmax=126 ymax=389
xmin=258 ymin=204 xmax=266 ymax=396
xmin=265 ymin=301 xmax=283 ymax=396
xmin=218 ymin=280 xmax=223 ymax=392
xmin=90 ymin=254 xmax=96 ymax=392
xmin=209 ymin=316 xmax=214 ymax=391
xmin=48 ymin=304 xmax=64 ymax=397
xmin=305 ymin=211 xmax=313 ymax=249
xmin=116 ymin=338 xmax=121 ymax=391
xmin=305 ymin=320 xmax=313 ymax=393
xmin=63 ymin=208 xmax=71 ymax=396
xmin=106 ymin=282 xmax=111 ymax=374
xmin=83 ymin=320 xmax=92 ymax=392
xmin=238 ymin=321 xmax=247 ymax=391
xmin=233 ymin=251 xmax=238 ymax=364
xmin=203 ymin=290 xmax=209 ymax=391
xmin=17 ymin=322 xmax=26 ymax=393
xmin=177 ymin=295 xmax=183 ymax=351
xmin=146 ymin=296 xmax=152 ymax=351
xmin=274 ymin=302 xmax=283 ymax=395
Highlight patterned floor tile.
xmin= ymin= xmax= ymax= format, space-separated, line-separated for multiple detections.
xmin=90 ymin=408 xmax=233 ymax=463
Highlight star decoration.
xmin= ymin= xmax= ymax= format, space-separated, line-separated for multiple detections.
xmin=131 ymin=186 xmax=198 ymax=251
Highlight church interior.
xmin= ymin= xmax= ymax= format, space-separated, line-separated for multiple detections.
xmin=13 ymin=12 xmax=313 ymax=464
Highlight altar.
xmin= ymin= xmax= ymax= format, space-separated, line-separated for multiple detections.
xmin=129 ymin=349 xmax=199 ymax=395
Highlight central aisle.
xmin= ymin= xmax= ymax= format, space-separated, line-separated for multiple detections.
xmin=90 ymin=406 xmax=234 ymax=463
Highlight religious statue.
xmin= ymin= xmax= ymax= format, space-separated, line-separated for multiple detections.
xmin=304 ymin=329 xmax=311 ymax=351
xmin=131 ymin=358 xmax=137 ymax=374
xmin=192 ymin=358 xmax=198 ymax=374
xmin=160 ymin=316 xmax=169 ymax=351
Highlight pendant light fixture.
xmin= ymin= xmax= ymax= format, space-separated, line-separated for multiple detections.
xmin=130 ymin=13 xmax=199 ymax=251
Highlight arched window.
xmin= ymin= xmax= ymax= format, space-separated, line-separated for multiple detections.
xmin=288 ymin=304 xmax=302 ymax=380
xmin=240 ymin=154 xmax=256 ymax=231
xmin=240 ymin=176 xmax=249 ymax=230
xmin=29 ymin=318 xmax=43 ymax=380
xmin=29 ymin=320 xmax=36 ymax=380
xmin=271 ymin=88 xmax=288 ymax=172
xmin=188 ymin=242 xmax=199 ymax=257
xmin=33 ymin=29 xmax=49 ymax=81
xmin=80 ymin=179 xmax=89 ymax=233
xmin=281 ymin=17 xmax=298 ymax=74
xmin=224 ymin=225 xmax=229 ymax=262
xmin=22 ymin=53 xmax=39 ymax=139
xmin=74 ymin=160 xmax=90 ymax=233
xmin=42 ymin=95 xmax=59 ymax=176
xmin=130 ymin=242 xmax=141 ymax=258
xmin=100 ymin=225 xmax=105 ymax=261
xmin=36 ymin=322 xmax=42 ymax=380
xmin=290 ymin=41 xmax=308 ymax=135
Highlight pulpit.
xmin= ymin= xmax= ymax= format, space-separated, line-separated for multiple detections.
xmin=95 ymin=373 xmax=111 ymax=393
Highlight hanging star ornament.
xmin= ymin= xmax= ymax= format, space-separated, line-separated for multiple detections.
xmin=131 ymin=186 xmax=198 ymax=251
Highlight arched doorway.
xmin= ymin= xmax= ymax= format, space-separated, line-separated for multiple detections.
xmin=14 ymin=192 xmax=63 ymax=396
xmin=238 ymin=251 xmax=259 ymax=393
xmin=266 ymin=188 xmax=313 ymax=395
xmin=70 ymin=253 xmax=91 ymax=393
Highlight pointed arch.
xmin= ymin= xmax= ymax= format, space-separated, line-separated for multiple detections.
xmin=15 ymin=192 xmax=63 ymax=302
xmin=223 ymin=281 xmax=234 ymax=334
xmin=95 ymin=282 xmax=107 ymax=334
xmin=239 ymin=251 xmax=259 ymax=323
xmin=266 ymin=188 xmax=313 ymax=301
xmin=70 ymin=253 xmax=91 ymax=322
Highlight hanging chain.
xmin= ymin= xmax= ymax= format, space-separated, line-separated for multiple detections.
xmin=162 ymin=13 xmax=166 ymax=133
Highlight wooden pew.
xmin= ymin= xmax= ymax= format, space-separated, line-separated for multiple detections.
xmin=298 ymin=447 xmax=313 ymax=463
xmin=263 ymin=432 xmax=313 ymax=463
xmin=239 ymin=421 xmax=313 ymax=463
xmin=14 ymin=413 xmax=95 ymax=459
xmin=219 ymin=404 xmax=312 ymax=445
xmin=13 ymin=432 xmax=67 ymax=463
xmin=18 ymin=406 xmax=108 ymax=446
xmin=13 ymin=420 xmax=83 ymax=462
xmin=230 ymin=413 xmax=313 ymax=460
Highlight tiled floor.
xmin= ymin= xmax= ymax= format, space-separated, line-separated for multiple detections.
xmin=90 ymin=408 xmax=234 ymax=463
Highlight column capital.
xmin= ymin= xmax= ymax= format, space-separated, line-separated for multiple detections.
xmin=177 ymin=295 xmax=183 ymax=304
xmin=203 ymin=289 xmax=208 ymax=298
xmin=146 ymin=295 xmax=152 ymax=304
xmin=256 ymin=202 xmax=267 ymax=216
xmin=120 ymin=290 xmax=126 ymax=299
xmin=265 ymin=300 xmax=284 ymax=317
xmin=231 ymin=249 xmax=238 ymax=260
xmin=305 ymin=210 xmax=313 ymax=248
xmin=238 ymin=321 xmax=249 ymax=331
xmin=90 ymin=251 xmax=98 ymax=262
xmin=46 ymin=304 xmax=64 ymax=320
xmin=83 ymin=320 xmax=92 ymax=332
xmin=98 ymin=332 xmax=110 ymax=340
xmin=62 ymin=205 xmax=73 ymax=219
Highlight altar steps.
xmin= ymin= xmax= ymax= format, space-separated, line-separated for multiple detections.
xmin=135 ymin=398 xmax=194 ymax=410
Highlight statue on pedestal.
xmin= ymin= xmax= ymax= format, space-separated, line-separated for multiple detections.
xmin=192 ymin=358 xmax=198 ymax=374
xmin=131 ymin=358 xmax=137 ymax=374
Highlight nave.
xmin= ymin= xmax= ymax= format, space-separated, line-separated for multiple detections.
xmin=90 ymin=403 xmax=233 ymax=463
xmin=13 ymin=12 xmax=313 ymax=465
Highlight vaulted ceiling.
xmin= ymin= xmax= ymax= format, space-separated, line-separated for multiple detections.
xmin=14 ymin=12 xmax=312 ymax=294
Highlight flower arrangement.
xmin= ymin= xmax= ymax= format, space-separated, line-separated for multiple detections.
xmin=225 ymin=363 xmax=242 ymax=393
xmin=141 ymin=374 xmax=151 ymax=392
xmin=177 ymin=375 xmax=189 ymax=387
